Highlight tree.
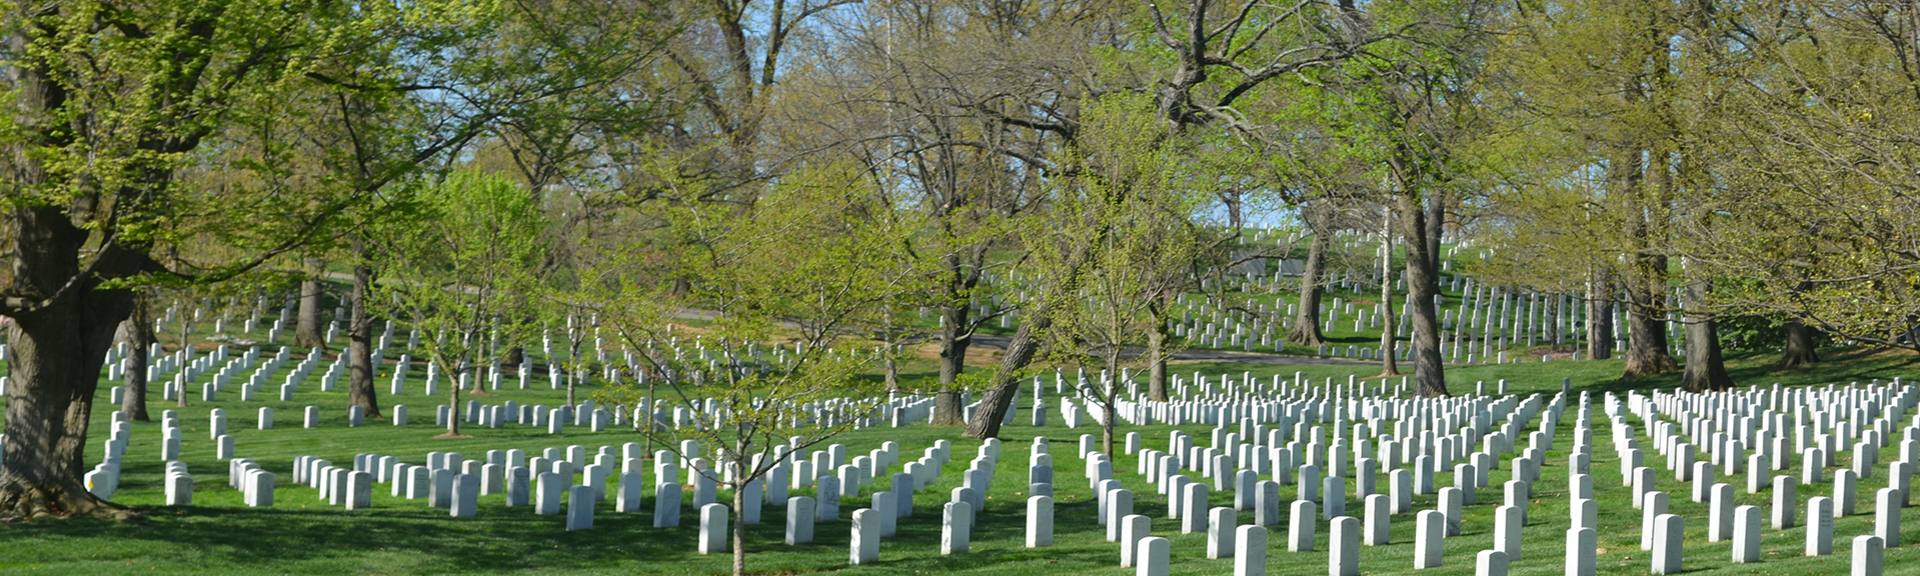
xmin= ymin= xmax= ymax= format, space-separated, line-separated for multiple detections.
xmin=1375 ymin=206 xmax=1401 ymax=376
xmin=306 ymin=0 xmax=663 ymax=421
xmin=1282 ymin=0 xmax=1502 ymax=396
xmin=1286 ymin=202 xmax=1335 ymax=347
xmin=1678 ymin=261 xmax=1732 ymax=392
xmin=1487 ymin=0 xmax=1694 ymax=378
xmin=1029 ymin=93 xmax=1217 ymax=454
xmin=1667 ymin=0 xmax=1920 ymax=358
xmin=372 ymin=171 xmax=547 ymax=437
xmin=0 ymin=0 xmax=419 ymax=518
xmin=795 ymin=0 xmax=1093 ymax=424
xmin=584 ymin=162 xmax=915 ymax=576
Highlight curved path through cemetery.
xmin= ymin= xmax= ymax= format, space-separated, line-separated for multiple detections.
xmin=969 ymin=334 xmax=1376 ymax=367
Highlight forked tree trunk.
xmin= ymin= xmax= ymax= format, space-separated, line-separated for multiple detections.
xmin=1780 ymin=319 xmax=1819 ymax=369
xmin=294 ymin=258 xmax=326 ymax=349
xmin=1287 ymin=224 xmax=1331 ymax=347
xmin=1396 ymin=193 xmax=1447 ymax=397
xmin=1220 ymin=189 xmax=1245 ymax=230
xmin=347 ymin=259 xmax=381 ymax=418
xmin=1622 ymin=254 xmax=1678 ymax=379
xmin=931 ymin=304 xmax=971 ymax=426
xmin=0 ymin=204 xmax=146 ymax=520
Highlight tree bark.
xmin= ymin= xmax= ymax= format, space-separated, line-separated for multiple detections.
xmin=347 ymin=257 xmax=381 ymax=418
xmin=294 ymin=258 xmax=326 ymax=350
xmin=1425 ymin=189 xmax=1446 ymax=273
xmin=1101 ymin=350 xmax=1120 ymax=456
xmin=931 ymin=389 xmax=965 ymax=427
xmin=1396 ymin=193 xmax=1447 ymax=397
xmin=1585 ymin=272 xmax=1615 ymax=360
xmin=2 ymin=306 xmax=132 ymax=520
xmin=1780 ymin=319 xmax=1819 ymax=369
xmin=931 ymin=304 xmax=971 ymax=426
xmin=444 ymin=363 xmax=463 ymax=437
xmin=883 ymin=350 xmax=901 ymax=393
xmin=1679 ymin=276 xmax=1732 ymax=392
xmin=730 ymin=450 xmax=748 ymax=576
xmin=117 ymin=294 xmax=155 ymax=422
xmin=1377 ymin=209 xmax=1399 ymax=376
xmin=964 ymin=318 xmax=1048 ymax=440
xmin=1147 ymin=329 xmax=1171 ymax=401
xmin=1622 ymin=254 xmax=1678 ymax=379
xmin=0 ymin=220 xmax=149 ymax=520
xmin=1146 ymin=293 xmax=1172 ymax=401
xmin=1286 ymin=219 xmax=1331 ymax=347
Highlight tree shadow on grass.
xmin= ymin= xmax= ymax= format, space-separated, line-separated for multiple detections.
xmin=1579 ymin=348 xmax=1920 ymax=395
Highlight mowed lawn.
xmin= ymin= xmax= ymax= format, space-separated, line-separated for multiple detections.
xmin=0 ymin=348 xmax=1915 ymax=575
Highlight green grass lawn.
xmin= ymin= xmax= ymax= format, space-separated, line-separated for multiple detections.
xmin=0 ymin=346 xmax=1917 ymax=575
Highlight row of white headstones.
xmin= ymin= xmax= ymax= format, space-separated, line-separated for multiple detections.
xmin=96 ymin=371 xmax=1913 ymax=576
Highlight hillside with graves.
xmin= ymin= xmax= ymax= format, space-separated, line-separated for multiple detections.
xmin=2 ymin=0 xmax=1918 ymax=575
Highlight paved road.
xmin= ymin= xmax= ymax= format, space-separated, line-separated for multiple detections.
xmin=967 ymin=334 xmax=1374 ymax=366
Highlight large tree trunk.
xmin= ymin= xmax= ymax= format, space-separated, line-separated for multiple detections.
xmin=1286 ymin=221 xmax=1331 ymax=347
xmin=1622 ymin=255 xmax=1678 ymax=379
xmin=1780 ymin=319 xmax=1819 ymax=369
xmin=3 ymin=306 xmax=132 ymax=520
xmin=1585 ymin=272 xmax=1615 ymax=360
xmin=964 ymin=318 xmax=1048 ymax=440
xmin=117 ymin=294 xmax=155 ymax=422
xmin=1679 ymin=275 xmax=1732 ymax=392
xmin=1396 ymin=193 xmax=1447 ymax=397
xmin=1623 ymin=86 xmax=1679 ymax=378
xmin=931 ymin=390 xmax=965 ymax=427
xmin=294 ymin=258 xmax=326 ymax=350
xmin=930 ymin=304 xmax=971 ymax=426
xmin=0 ymin=216 xmax=148 ymax=520
xmin=0 ymin=196 xmax=151 ymax=519
xmin=347 ymin=258 xmax=381 ymax=418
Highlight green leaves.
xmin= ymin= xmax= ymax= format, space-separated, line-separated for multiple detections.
xmin=373 ymin=170 xmax=547 ymax=380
